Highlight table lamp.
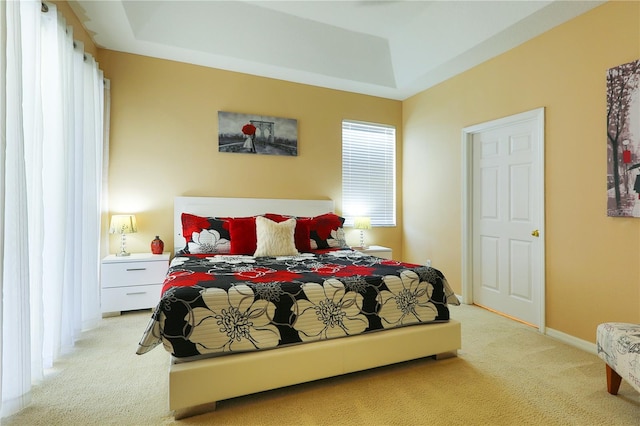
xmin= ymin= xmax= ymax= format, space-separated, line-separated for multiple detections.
xmin=354 ymin=216 xmax=371 ymax=249
xmin=109 ymin=214 xmax=137 ymax=256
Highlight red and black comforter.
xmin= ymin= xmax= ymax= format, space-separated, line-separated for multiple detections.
xmin=137 ymin=250 xmax=459 ymax=359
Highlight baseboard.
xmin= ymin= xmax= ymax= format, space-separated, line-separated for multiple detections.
xmin=545 ymin=327 xmax=597 ymax=355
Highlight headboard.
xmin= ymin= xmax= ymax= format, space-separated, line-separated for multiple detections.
xmin=174 ymin=196 xmax=335 ymax=253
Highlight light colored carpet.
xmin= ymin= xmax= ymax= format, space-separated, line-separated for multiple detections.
xmin=4 ymin=304 xmax=639 ymax=425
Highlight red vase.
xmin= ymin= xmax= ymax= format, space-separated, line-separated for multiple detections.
xmin=151 ymin=236 xmax=164 ymax=254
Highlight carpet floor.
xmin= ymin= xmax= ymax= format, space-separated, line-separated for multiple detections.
xmin=4 ymin=304 xmax=639 ymax=425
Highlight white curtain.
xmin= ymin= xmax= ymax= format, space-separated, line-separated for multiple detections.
xmin=1 ymin=0 xmax=36 ymax=416
xmin=0 ymin=0 xmax=107 ymax=417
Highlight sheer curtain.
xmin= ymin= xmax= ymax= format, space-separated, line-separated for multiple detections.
xmin=0 ymin=0 xmax=107 ymax=417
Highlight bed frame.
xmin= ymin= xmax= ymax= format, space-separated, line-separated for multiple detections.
xmin=169 ymin=196 xmax=462 ymax=419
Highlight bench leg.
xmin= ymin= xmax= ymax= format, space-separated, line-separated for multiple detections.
xmin=606 ymin=364 xmax=622 ymax=395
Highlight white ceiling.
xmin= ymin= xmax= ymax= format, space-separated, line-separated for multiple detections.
xmin=69 ymin=0 xmax=604 ymax=100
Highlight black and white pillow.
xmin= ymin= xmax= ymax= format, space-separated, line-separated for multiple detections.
xmin=180 ymin=213 xmax=231 ymax=254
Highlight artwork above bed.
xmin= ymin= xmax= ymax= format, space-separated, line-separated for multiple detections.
xmin=218 ymin=111 xmax=298 ymax=156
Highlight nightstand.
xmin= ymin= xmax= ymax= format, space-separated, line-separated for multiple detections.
xmin=352 ymin=245 xmax=392 ymax=260
xmin=101 ymin=253 xmax=170 ymax=315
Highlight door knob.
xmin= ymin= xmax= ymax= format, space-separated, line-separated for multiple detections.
xmin=531 ymin=230 xmax=540 ymax=237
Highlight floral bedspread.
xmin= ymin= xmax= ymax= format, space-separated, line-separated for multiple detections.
xmin=137 ymin=250 xmax=460 ymax=359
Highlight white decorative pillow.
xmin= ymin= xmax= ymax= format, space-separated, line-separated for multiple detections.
xmin=254 ymin=216 xmax=299 ymax=257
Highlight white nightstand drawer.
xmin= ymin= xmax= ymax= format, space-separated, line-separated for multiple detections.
xmin=101 ymin=260 xmax=167 ymax=288
xmin=101 ymin=284 xmax=162 ymax=313
xmin=353 ymin=245 xmax=392 ymax=260
xmin=101 ymin=253 xmax=169 ymax=314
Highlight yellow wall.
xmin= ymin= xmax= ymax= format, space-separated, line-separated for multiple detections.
xmin=403 ymin=1 xmax=640 ymax=342
xmin=51 ymin=1 xmax=97 ymax=57
xmin=97 ymin=51 xmax=403 ymax=257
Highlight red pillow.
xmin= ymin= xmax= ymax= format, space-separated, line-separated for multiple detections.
xmin=264 ymin=213 xmax=312 ymax=252
xmin=224 ymin=217 xmax=257 ymax=255
xmin=294 ymin=219 xmax=312 ymax=252
xmin=263 ymin=213 xmax=289 ymax=222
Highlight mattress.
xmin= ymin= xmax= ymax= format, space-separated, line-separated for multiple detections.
xmin=137 ymin=249 xmax=460 ymax=360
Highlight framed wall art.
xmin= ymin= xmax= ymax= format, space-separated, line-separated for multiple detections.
xmin=607 ymin=59 xmax=640 ymax=217
xmin=218 ymin=111 xmax=298 ymax=156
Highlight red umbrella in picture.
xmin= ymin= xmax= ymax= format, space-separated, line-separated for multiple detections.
xmin=242 ymin=123 xmax=256 ymax=135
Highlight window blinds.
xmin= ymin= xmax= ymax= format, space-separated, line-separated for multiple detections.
xmin=342 ymin=120 xmax=396 ymax=227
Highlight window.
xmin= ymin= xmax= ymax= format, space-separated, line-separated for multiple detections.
xmin=342 ymin=120 xmax=396 ymax=227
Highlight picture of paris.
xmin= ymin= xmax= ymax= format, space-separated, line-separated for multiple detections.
xmin=218 ymin=111 xmax=298 ymax=156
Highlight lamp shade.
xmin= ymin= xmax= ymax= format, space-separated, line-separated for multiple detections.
xmin=354 ymin=216 xmax=371 ymax=230
xmin=109 ymin=214 xmax=138 ymax=234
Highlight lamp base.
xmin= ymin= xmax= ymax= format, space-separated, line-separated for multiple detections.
xmin=359 ymin=230 xmax=368 ymax=250
xmin=117 ymin=233 xmax=130 ymax=256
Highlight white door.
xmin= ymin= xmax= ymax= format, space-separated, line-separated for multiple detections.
xmin=462 ymin=108 xmax=545 ymax=329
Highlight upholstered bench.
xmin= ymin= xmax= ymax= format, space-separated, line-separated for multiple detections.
xmin=596 ymin=322 xmax=640 ymax=394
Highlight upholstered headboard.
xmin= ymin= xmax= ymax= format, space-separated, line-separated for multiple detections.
xmin=173 ymin=196 xmax=335 ymax=253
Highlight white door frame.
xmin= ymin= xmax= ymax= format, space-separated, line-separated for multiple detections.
xmin=461 ymin=108 xmax=546 ymax=333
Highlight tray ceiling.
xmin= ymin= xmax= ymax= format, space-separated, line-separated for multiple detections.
xmin=70 ymin=0 xmax=604 ymax=100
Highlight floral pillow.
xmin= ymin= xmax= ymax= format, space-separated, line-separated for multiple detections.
xmin=180 ymin=213 xmax=231 ymax=254
xmin=305 ymin=213 xmax=349 ymax=250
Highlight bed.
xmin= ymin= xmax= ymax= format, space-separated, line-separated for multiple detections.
xmin=137 ymin=196 xmax=462 ymax=419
